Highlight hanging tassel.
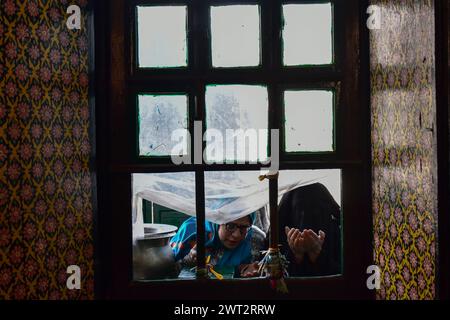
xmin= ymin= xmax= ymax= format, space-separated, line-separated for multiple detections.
xmin=259 ymin=247 xmax=289 ymax=294
xmin=206 ymin=255 xmax=224 ymax=280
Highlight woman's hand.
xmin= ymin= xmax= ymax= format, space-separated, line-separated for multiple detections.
xmin=239 ymin=262 xmax=261 ymax=278
xmin=180 ymin=244 xmax=197 ymax=268
xmin=302 ymin=229 xmax=325 ymax=263
xmin=285 ymin=226 xmax=306 ymax=263
xmin=285 ymin=227 xmax=325 ymax=264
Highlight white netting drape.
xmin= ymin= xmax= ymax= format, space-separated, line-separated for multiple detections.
xmin=132 ymin=169 xmax=340 ymax=239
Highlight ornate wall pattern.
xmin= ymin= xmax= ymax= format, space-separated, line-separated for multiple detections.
xmin=370 ymin=0 xmax=438 ymax=299
xmin=0 ymin=0 xmax=94 ymax=299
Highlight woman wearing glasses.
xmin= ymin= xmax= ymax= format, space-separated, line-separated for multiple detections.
xmin=169 ymin=213 xmax=260 ymax=278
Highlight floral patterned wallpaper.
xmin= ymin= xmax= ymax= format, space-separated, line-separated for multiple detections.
xmin=370 ymin=0 xmax=438 ymax=299
xmin=0 ymin=0 xmax=94 ymax=299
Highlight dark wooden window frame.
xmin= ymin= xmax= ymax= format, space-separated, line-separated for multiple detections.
xmin=96 ymin=0 xmax=373 ymax=299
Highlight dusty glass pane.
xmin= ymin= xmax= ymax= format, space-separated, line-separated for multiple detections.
xmin=137 ymin=6 xmax=187 ymax=68
xmin=205 ymin=85 xmax=268 ymax=162
xmin=210 ymin=5 xmax=261 ymax=67
xmin=282 ymin=3 xmax=332 ymax=66
xmin=284 ymin=90 xmax=333 ymax=152
xmin=138 ymin=94 xmax=188 ymax=156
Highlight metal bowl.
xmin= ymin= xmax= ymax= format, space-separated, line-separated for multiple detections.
xmin=142 ymin=223 xmax=177 ymax=239
xmin=133 ymin=223 xmax=178 ymax=280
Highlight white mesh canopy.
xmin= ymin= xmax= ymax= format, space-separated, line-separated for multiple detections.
xmin=132 ymin=170 xmax=340 ymax=239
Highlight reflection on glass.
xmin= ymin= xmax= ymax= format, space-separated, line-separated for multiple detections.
xmin=284 ymin=90 xmax=334 ymax=152
xmin=137 ymin=6 xmax=187 ymax=68
xmin=138 ymin=94 xmax=188 ymax=156
xmin=210 ymin=5 xmax=261 ymax=67
xmin=205 ymin=85 xmax=268 ymax=163
xmin=282 ymin=3 xmax=333 ymax=66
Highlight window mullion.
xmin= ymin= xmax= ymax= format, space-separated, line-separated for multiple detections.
xmin=268 ymin=84 xmax=281 ymax=251
xmin=267 ymin=0 xmax=281 ymax=251
xmin=195 ymin=170 xmax=206 ymax=277
xmin=196 ymin=0 xmax=209 ymax=73
xmin=268 ymin=175 xmax=279 ymax=248
xmin=193 ymin=84 xmax=207 ymax=276
xmin=269 ymin=0 xmax=282 ymax=71
xmin=193 ymin=0 xmax=207 ymax=275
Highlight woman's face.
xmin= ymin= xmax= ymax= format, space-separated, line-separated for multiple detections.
xmin=218 ymin=216 xmax=252 ymax=249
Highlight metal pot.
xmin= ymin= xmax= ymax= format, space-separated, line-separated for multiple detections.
xmin=133 ymin=223 xmax=178 ymax=280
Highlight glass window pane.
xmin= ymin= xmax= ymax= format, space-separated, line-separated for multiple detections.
xmin=284 ymin=90 xmax=334 ymax=152
xmin=210 ymin=5 xmax=261 ymax=67
xmin=138 ymin=94 xmax=188 ymax=156
xmin=282 ymin=3 xmax=333 ymax=66
xmin=205 ymin=169 xmax=342 ymax=278
xmin=132 ymin=172 xmax=196 ymax=281
xmin=205 ymin=85 xmax=268 ymax=162
xmin=278 ymin=169 xmax=342 ymax=278
xmin=137 ymin=6 xmax=187 ymax=68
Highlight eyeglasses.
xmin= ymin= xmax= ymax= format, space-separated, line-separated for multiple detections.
xmin=224 ymin=222 xmax=251 ymax=235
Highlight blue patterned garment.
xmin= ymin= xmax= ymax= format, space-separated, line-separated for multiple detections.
xmin=170 ymin=213 xmax=256 ymax=269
